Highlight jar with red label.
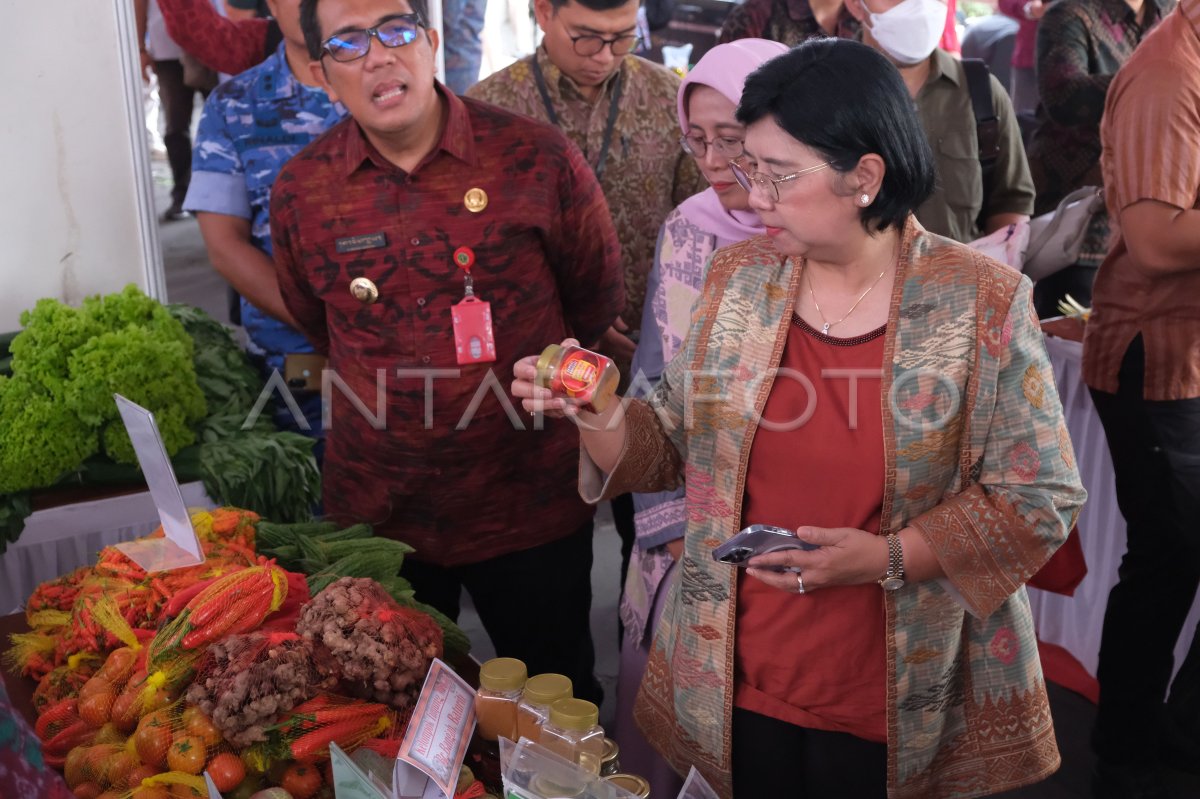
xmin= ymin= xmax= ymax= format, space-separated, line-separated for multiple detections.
xmin=535 ymin=344 xmax=619 ymax=413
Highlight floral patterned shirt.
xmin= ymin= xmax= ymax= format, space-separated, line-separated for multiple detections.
xmin=468 ymin=47 xmax=705 ymax=334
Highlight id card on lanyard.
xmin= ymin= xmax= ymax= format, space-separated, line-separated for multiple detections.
xmin=450 ymin=246 xmax=497 ymax=365
xmin=531 ymin=55 xmax=623 ymax=183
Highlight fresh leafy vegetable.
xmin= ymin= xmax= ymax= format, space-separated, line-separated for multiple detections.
xmin=166 ymin=304 xmax=264 ymax=418
xmin=198 ymin=432 xmax=321 ymax=524
xmin=0 ymin=285 xmax=206 ymax=492
xmin=0 ymin=491 xmax=32 ymax=555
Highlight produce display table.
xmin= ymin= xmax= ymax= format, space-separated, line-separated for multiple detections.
xmin=0 ymin=481 xmax=213 ymax=614
xmin=1029 ymin=328 xmax=1200 ymax=696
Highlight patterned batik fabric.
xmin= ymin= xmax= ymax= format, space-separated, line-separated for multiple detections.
xmin=271 ymin=89 xmax=625 ymax=566
xmin=718 ymin=0 xmax=862 ymax=45
xmin=468 ymin=47 xmax=706 ymax=335
xmin=1026 ymin=0 xmax=1174 ymax=266
xmin=581 ymin=217 xmax=1086 ymax=799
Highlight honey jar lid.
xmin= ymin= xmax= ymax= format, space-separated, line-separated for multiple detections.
xmin=478 ymin=657 xmax=527 ymax=692
xmin=523 ymin=673 xmax=573 ymax=705
xmin=548 ymin=697 xmax=599 ymax=731
xmin=534 ymin=344 xmax=564 ymax=388
xmin=601 ymin=736 xmax=619 ymax=763
xmin=604 ymin=773 xmax=650 ymax=797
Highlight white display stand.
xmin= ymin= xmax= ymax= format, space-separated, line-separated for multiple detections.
xmin=0 ymin=481 xmax=213 ymax=614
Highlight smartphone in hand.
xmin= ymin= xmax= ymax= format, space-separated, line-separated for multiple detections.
xmin=712 ymin=524 xmax=820 ymax=571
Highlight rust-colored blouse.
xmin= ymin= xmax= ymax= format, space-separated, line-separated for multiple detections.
xmin=734 ymin=315 xmax=888 ymax=743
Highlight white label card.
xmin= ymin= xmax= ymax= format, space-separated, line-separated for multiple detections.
xmin=394 ymin=658 xmax=477 ymax=799
xmin=677 ymin=767 xmax=720 ymax=799
xmin=203 ymin=772 xmax=224 ymax=799
xmin=111 ymin=394 xmax=205 ymax=571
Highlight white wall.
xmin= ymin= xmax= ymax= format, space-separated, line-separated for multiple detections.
xmin=0 ymin=0 xmax=163 ymax=333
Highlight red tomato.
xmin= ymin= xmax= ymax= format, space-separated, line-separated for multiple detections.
xmin=134 ymin=725 xmax=172 ymax=769
xmin=280 ymin=762 xmax=323 ymax=799
xmin=207 ymin=752 xmax=247 ymax=791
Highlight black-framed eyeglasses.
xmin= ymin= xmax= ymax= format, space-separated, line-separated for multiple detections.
xmin=321 ymin=13 xmax=425 ymax=63
xmin=679 ymin=133 xmax=744 ymax=160
xmin=729 ymin=158 xmax=832 ymax=202
xmin=565 ymin=29 xmax=641 ymax=57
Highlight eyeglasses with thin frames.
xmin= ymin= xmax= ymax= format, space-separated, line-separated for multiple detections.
xmin=557 ymin=16 xmax=641 ymax=57
xmin=730 ymin=158 xmax=832 ymax=203
xmin=679 ymin=134 xmax=745 ymax=160
xmin=321 ymin=13 xmax=425 ymax=63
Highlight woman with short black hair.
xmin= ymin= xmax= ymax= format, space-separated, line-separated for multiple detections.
xmin=514 ymin=38 xmax=1085 ymax=799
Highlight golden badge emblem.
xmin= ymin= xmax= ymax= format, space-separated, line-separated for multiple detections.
xmin=349 ymin=277 xmax=379 ymax=304
xmin=464 ymin=188 xmax=489 ymax=213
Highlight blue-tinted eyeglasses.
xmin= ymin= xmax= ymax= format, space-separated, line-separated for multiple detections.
xmin=321 ymin=13 xmax=425 ymax=62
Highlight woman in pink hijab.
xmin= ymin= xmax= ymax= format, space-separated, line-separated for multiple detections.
xmin=617 ymin=37 xmax=788 ymax=794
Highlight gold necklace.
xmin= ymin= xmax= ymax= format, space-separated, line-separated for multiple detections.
xmin=805 ymin=261 xmax=889 ymax=336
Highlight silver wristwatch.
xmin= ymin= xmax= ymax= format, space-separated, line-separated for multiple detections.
xmin=878 ymin=533 xmax=905 ymax=591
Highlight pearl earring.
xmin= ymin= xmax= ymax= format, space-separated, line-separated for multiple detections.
xmin=860 ymin=194 xmax=871 ymax=205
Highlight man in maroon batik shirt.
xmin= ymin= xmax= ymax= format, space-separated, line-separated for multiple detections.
xmin=271 ymin=0 xmax=624 ymax=702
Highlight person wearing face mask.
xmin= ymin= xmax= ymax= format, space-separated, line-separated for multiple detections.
xmin=846 ymin=0 xmax=1036 ymax=244
xmin=616 ymin=38 xmax=788 ymax=797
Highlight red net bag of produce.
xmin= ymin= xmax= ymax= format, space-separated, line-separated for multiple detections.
xmin=184 ymin=631 xmax=319 ymax=747
xmin=87 ymin=701 xmax=249 ymax=798
xmin=245 ymin=693 xmax=394 ymax=769
xmin=145 ymin=563 xmax=289 ymax=695
xmin=32 ymin=652 xmax=102 ymax=713
xmin=35 ymin=697 xmax=97 ymax=768
xmin=296 ymin=576 xmax=442 ymax=709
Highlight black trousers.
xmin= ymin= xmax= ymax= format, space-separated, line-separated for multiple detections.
xmin=399 ymin=522 xmax=603 ymax=706
xmin=732 ymin=708 xmax=887 ymax=797
xmin=153 ymin=59 xmax=204 ymax=205
xmin=1089 ymin=336 xmax=1200 ymax=763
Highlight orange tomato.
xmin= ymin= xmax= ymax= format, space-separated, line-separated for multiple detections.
xmin=126 ymin=764 xmax=159 ymax=791
xmin=64 ymin=746 xmax=89 ymax=788
xmin=110 ymin=692 xmax=140 ymax=734
xmin=96 ymin=647 xmax=138 ymax=686
xmin=206 ymin=752 xmax=247 ymax=792
xmin=183 ymin=709 xmax=223 ymax=746
xmin=79 ymin=689 xmax=116 ymax=728
xmin=280 ymin=761 xmax=323 ymax=799
xmin=79 ymin=677 xmax=114 ymax=701
xmin=134 ymin=724 xmax=172 ymax=769
xmin=72 ymin=782 xmax=102 ymax=799
xmin=167 ymin=735 xmax=207 ymax=775
xmin=106 ymin=751 xmax=138 ymax=791
xmin=81 ymin=745 xmax=123 ymax=785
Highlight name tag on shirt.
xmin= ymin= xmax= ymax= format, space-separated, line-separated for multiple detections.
xmin=335 ymin=232 xmax=388 ymax=254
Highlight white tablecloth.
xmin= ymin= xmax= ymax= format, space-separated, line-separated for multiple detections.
xmin=0 ymin=482 xmax=213 ymax=614
xmin=1028 ymin=335 xmax=1200 ymax=681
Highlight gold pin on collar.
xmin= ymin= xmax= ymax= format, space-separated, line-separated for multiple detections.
xmin=464 ymin=188 xmax=488 ymax=213
xmin=349 ymin=277 xmax=379 ymax=304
